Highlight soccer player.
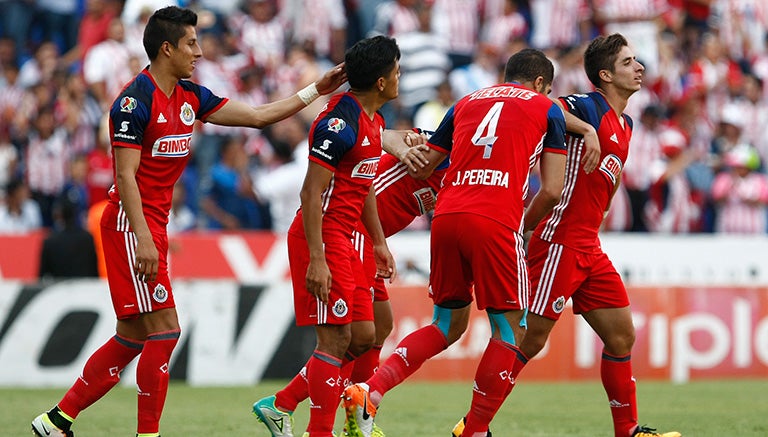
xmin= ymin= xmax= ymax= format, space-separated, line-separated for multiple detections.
xmin=515 ymin=34 xmax=681 ymax=437
xmin=252 ymin=35 xmax=399 ymax=437
xmin=341 ymin=48 xmax=570 ymax=437
xmin=30 ymin=6 xmax=346 ymax=437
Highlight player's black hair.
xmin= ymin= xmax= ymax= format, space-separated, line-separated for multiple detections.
xmin=584 ymin=33 xmax=629 ymax=89
xmin=503 ymin=48 xmax=554 ymax=86
xmin=345 ymin=36 xmax=400 ymax=91
xmin=143 ymin=6 xmax=198 ymax=61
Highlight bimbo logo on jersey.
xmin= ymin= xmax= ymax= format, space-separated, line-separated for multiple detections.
xmin=351 ymin=157 xmax=380 ymax=179
xmin=600 ymin=154 xmax=623 ymax=185
xmin=153 ymin=133 xmax=192 ymax=157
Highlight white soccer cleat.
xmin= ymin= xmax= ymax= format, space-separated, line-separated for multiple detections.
xmin=31 ymin=413 xmax=73 ymax=437
xmin=253 ymin=395 xmax=294 ymax=437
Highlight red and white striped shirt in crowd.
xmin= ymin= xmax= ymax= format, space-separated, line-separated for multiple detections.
xmin=712 ymin=170 xmax=768 ymax=234
xmin=238 ymin=15 xmax=285 ymax=71
xmin=712 ymin=0 xmax=768 ymax=60
xmin=591 ymin=0 xmax=667 ymax=22
xmin=192 ymin=49 xmax=249 ymax=136
xmin=0 ymin=81 xmax=25 ymax=125
xmin=281 ymin=0 xmax=347 ymax=60
xmin=26 ymin=128 xmax=71 ymax=196
xmin=481 ymin=7 xmax=527 ymax=55
xmin=529 ymin=0 xmax=591 ymax=50
xmin=368 ymin=1 xmax=419 ymax=37
xmin=431 ymin=0 xmax=480 ymax=56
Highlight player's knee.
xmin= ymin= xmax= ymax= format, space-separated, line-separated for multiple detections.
xmin=487 ymin=310 xmax=519 ymax=345
xmin=431 ymin=303 xmax=469 ymax=344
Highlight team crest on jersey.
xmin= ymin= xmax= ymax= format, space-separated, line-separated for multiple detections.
xmin=180 ymin=102 xmax=195 ymax=126
xmin=153 ymin=284 xmax=168 ymax=303
xmin=413 ymin=187 xmax=437 ymax=214
xmin=120 ymin=96 xmax=137 ymax=113
xmin=327 ymin=117 xmax=346 ymax=133
xmin=351 ymin=157 xmax=380 ymax=179
xmin=552 ymin=296 xmax=566 ymax=314
xmin=332 ymin=299 xmax=349 ymax=317
xmin=599 ymin=154 xmax=623 ymax=185
xmin=153 ymin=133 xmax=192 ymax=157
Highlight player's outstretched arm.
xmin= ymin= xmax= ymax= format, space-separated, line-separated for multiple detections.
xmin=205 ymin=63 xmax=347 ymax=129
xmin=382 ymin=129 xmax=430 ymax=172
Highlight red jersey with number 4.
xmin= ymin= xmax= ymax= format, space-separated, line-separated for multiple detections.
xmin=535 ymin=91 xmax=633 ymax=250
xmin=302 ymin=92 xmax=385 ymax=239
xmin=104 ymin=68 xmax=227 ymax=234
xmin=427 ymin=83 xmax=567 ymax=232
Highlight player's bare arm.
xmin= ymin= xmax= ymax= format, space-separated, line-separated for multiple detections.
xmin=523 ymin=151 xmax=567 ymax=233
xmin=407 ymin=147 xmax=447 ymax=180
xmin=205 ymin=63 xmax=347 ymax=129
xmin=553 ymin=98 xmax=600 ymax=173
xmin=300 ymin=161 xmax=334 ymax=303
xmin=360 ymin=186 xmax=397 ymax=282
xmin=113 ymin=147 xmax=159 ymax=283
xmin=381 ymin=129 xmax=430 ymax=172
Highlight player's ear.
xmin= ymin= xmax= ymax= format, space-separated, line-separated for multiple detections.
xmin=376 ymin=76 xmax=385 ymax=92
xmin=600 ymin=69 xmax=612 ymax=83
xmin=533 ymin=76 xmax=545 ymax=94
xmin=161 ymin=41 xmax=172 ymax=58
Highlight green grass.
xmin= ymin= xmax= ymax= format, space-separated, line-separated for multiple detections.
xmin=5 ymin=379 xmax=767 ymax=436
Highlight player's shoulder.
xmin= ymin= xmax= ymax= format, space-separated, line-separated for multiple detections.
xmin=110 ymin=73 xmax=153 ymax=117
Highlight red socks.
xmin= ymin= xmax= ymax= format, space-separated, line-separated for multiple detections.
xmin=368 ymin=324 xmax=448 ymax=402
xmin=463 ymin=339 xmax=527 ymax=436
xmin=351 ymin=345 xmax=382 ymax=383
xmin=136 ymin=330 xmax=180 ymax=435
xmin=58 ymin=334 xmax=144 ymax=419
xmin=275 ymin=365 xmax=308 ymax=412
xmin=306 ymin=351 xmax=343 ymax=436
xmin=601 ymin=351 xmax=638 ymax=437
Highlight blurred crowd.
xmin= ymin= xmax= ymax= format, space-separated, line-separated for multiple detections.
xmin=0 ymin=0 xmax=767 ymax=236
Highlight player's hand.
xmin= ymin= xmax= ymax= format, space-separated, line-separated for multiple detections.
xmin=315 ymin=63 xmax=347 ymax=95
xmin=581 ymin=127 xmax=600 ymax=174
xmin=398 ymin=144 xmax=430 ymax=173
xmin=373 ymin=243 xmax=397 ymax=284
xmin=134 ymin=235 xmax=159 ymax=283
xmin=306 ymin=258 xmax=332 ymax=303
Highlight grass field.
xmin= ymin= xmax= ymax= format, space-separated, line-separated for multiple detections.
xmin=5 ymin=379 xmax=767 ymax=436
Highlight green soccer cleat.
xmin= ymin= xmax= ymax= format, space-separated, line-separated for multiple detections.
xmin=31 ymin=413 xmax=74 ymax=437
xmin=253 ymin=395 xmax=294 ymax=437
xmin=342 ymin=383 xmax=376 ymax=437
xmin=632 ymin=425 xmax=682 ymax=437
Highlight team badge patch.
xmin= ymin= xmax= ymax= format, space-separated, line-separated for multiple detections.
xmin=120 ymin=96 xmax=137 ymax=113
xmin=153 ymin=284 xmax=168 ymax=303
xmin=327 ymin=117 xmax=346 ymax=133
xmin=332 ymin=298 xmax=349 ymax=318
xmin=552 ymin=296 xmax=566 ymax=314
xmin=180 ymin=102 xmax=195 ymax=126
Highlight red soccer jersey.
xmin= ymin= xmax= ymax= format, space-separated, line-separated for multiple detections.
xmin=427 ymin=83 xmax=567 ymax=232
xmin=103 ymin=68 xmax=227 ymax=234
xmin=301 ymin=92 xmax=385 ymax=239
xmin=535 ymin=91 xmax=632 ymax=249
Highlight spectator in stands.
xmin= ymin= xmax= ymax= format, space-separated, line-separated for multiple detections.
xmin=17 ymin=41 xmax=60 ymax=89
xmin=167 ymin=181 xmax=197 ymax=234
xmin=37 ymin=0 xmax=80 ymax=55
xmin=368 ymin=0 xmax=420 ymax=38
xmin=280 ymin=0 xmax=348 ymax=64
xmin=395 ymin=1 xmax=450 ymax=120
xmin=448 ymin=42 xmax=500 ymax=100
xmin=25 ymin=105 xmax=71 ymax=228
xmin=200 ymin=135 xmax=270 ymax=230
xmin=63 ymin=0 xmax=120 ymax=66
xmin=529 ymin=0 xmax=592 ymax=52
xmin=431 ymin=0 xmax=481 ymax=69
xmin=711 ymin=143 xmax=768 ymax=234
xmin=85 ymin=115 xmax=114 ymax=207
xmin=480 ymin=0 xmax=528 ymax=65
xmin=0 ymin=127 xmax=17 ymax=199
xmin=1 ymin=0 xmax=36 ymax=61
xmin=254 ymin=116 xmax=308 ymax=233
xmin=38 ymin=194 xmax=99 ymax=279
xmin=57 ymin=71 xmax=102 ymax=155
xmin=0 ymin=177 xmax=42 ymax=233
xmin=83 ymin=18 xmax=134 ymax=109
xmin=623 ymin=105 xmax=665 ymax=232
xmin=239 ymin=0 xmax=285 ymax=74
xmin=413 ymin=79 xmax=453 ymax=131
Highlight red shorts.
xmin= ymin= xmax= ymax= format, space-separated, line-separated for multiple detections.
xmin=527 ymin=236 xmax=629 ymax=320
xmin=101 ymin=226 xmax=174 ymax=320
xmin=288 ymin=231 xmax=374 ymax=326
xmin=429 ymin=213 xmax=527 ymax=311
xmin=354 ymin=230 xmax=389 ymax=302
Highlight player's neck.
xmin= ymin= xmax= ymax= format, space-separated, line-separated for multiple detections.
xmin=349 ymin=89 xmax=387 ymax=120
xmin=595 ymin=87 xmax=629 ymax=116
xmin=147 ymin=64 xmax=179 ymax=97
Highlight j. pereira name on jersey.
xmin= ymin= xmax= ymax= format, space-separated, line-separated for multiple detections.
xmin=451 ymin=168 xmax=509 ymax=188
